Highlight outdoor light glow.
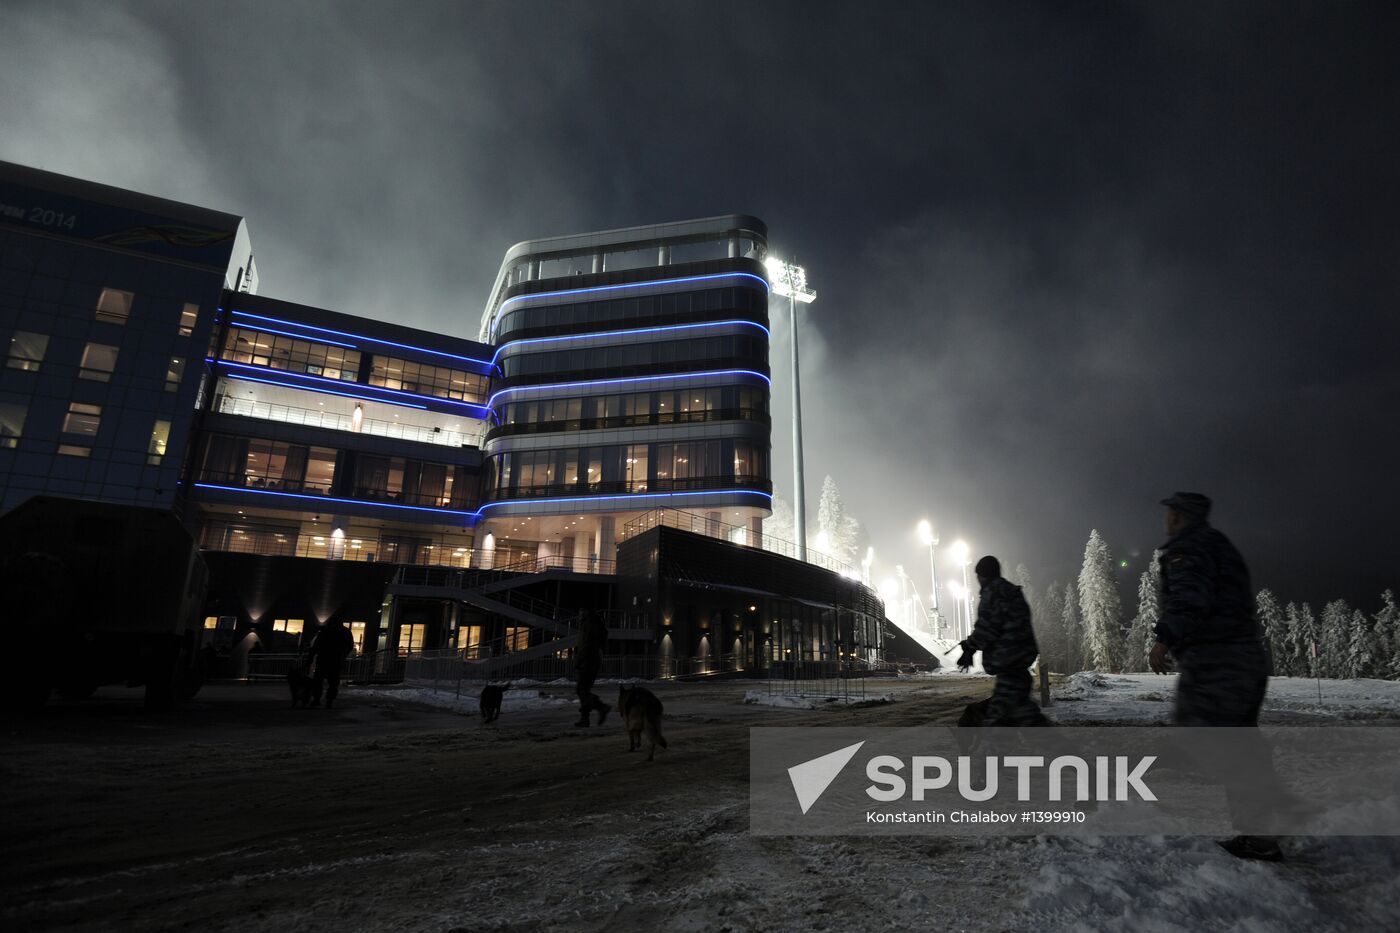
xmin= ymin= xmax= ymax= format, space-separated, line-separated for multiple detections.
xmin=947 ymin=580 xmax=965 ymax=600
xmin=950 ymin=539 xmax=970 ymax=565
xmin=764 ymin=257 xmax=816 ymax=303
xmin=916 ymin=519 xmax=934 ymax=547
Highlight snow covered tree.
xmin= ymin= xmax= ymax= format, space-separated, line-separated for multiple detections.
xmin=1078 ymin=530 xmax=1123 ymax=672
xmin=1284 ymin=602 xmax=1317 ymax=678
xmin=1372 ymin=590 xmax=1398 ymax=679
xmin=1039 ymin=581 xmax=1067 ymax=672
xmin=1061 ymin=579 xmax=1084 ymax=673
xmin=1256 ymin=589 xmax=1288 ymax=676
xmin=1124 ymin=555 xmax=1162 ymax=673
xmin=763 ymin=496 xmax=796 ymax=547
xmin=1319 ymin=600 xmax=1352 ymax=679
xmin=816 ymin=475 xmax=864 ymax=565
xmin=1344 ymin=608 xmax=1374 ymax=680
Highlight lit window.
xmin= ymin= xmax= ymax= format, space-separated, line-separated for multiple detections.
xmin=62 ymin=402 xmax=102 ymax=437
xmin=79 ymin=342 xmax=120 ymax=381
xmin=178 ymin=303 xmax=200 ymax=337
xmin=203 ymin=616 xmax=219 ymax=630
xmin=396 ymin=623 xmax=425 ymax=657
xmin=95 ymin=287 xmax=134 ymax=324
xmin=273 ymin=618 xmax=305 ymax=636
xmin=57 ymin=444 xmax=91 ymax=457
xmin=165 ymin=357 xmax=185 ymax=392
xmin=148 ymin=419 xmax=171 ymax=465
xmin=0 ymin=400 xmax=26 ymax=448
xmin=6 ymin=331 xmax=48 ymax=371
xmin=505 ymin=626 xmax=530 ymax=652
xmin=348 ymin=621 xmax=367 ymax=654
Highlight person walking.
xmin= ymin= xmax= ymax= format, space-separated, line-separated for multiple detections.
xmin=1150 ymin=492 xmax=1282 ymax=861
xmin=307 ymin=618 xmax=356 ymax=709
xmin=958 ymin=555 xmax=1044 ymax=725
xmin=574 ymin=610 xmax=611 ymax=727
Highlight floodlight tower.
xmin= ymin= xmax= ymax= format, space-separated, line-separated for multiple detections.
xmin=917 ymin=520 xmax=941 ymax=633
xmin=765 ymin=257 xmax=816 ymax=560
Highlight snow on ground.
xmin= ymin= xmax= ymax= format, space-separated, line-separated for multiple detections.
xmin=742 ymin=690 xmax=895 ymax=710
xmin=355 ymin=684 xmax=575 ymax=714
xmin=1050 ymin=672 xmax=1400 ymax=723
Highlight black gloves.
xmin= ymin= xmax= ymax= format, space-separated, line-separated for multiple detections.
xmin=956 ymin=641 xmax=977 ymax=672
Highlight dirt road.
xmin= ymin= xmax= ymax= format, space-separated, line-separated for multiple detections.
xmin=2 ymin=677 xmax=1008 ymax=933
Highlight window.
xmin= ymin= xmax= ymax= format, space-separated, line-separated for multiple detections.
xmin=457 ymin=625 xmax=483 ymax=658
xmin=148 ymin=420 xmax=171 ymax=465
xmin=95 ymin=287 xmax=134 ymax=324
xmin=178 ymin=303 xmax=200 ymax=336
xmin=273 ymin=618 xmax=305 ymax=636
xmin=7 ymin=331 xmax=47 ymax=371
xmin=396 ymin=623 xmax=425 ymax=657
xmin=220 ymin=326 xmax=361 ymax=381
xmin=505 ymin=627 xmax=530 ymax=652
xmin=165 ymin=357 xmax=185 ymax=392
xmin=62 ymin=402 xmax=102 ymax=437
xmin=203 ymin=616 xmax=219 ymax=630
xmin=348 ymin=621 xmax=366 ymax=654
xmin=57 ymin=444 xmax=91 ymax=457
xmin=0 ymin=401 xmax=25 ymax=448
xmin=79 ymin=343 xmax=119 ymax=381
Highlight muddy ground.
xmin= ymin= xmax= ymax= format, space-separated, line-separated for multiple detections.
xmin=2 ymin=677 xmax=1017 ymax=933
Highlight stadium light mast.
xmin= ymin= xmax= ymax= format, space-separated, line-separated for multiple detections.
xmin=765 ymin=256 xmax=816 ymax=560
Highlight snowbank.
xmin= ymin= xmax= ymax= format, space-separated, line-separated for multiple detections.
xmin=1050 ymin=672 xmax=1400 ymax=723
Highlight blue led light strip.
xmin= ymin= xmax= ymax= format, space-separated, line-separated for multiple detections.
xmin=225 ymin=374 xmax=429 ymax=410
xmin=193 ymin=484 xmax=477 ymax=518
xmin=193 ymin=482 xmax=771 ymax=523
xmin=228 ymin=310 xmax=493 ymax=368
xmin=491 ymin=319 xmax=770 ymax=363
xmin=224 ymin=322 xmax=358 ymax=349
xmin=486 ymin=368 xmax=771 ymax=409
xmin=209 ymin=359 xmax=491 ymax=414
xmin=493 ymin=272 xmax=770 ymax=336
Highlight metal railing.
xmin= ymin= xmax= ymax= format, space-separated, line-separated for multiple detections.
xmin=619 ymin=507 xmax=860 ymax=579
xmin=243 ymin=651 xmax=404 ymax=684
xmin=202 ymin=523 xmax=477 ymax=569
xmin=216 ymin=393 xmax=483 ymax=448
xmin=766 ymin=660 xmax=868 ymax=701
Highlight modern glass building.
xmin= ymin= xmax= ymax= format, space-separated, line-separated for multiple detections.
xmin=0 ymin=162 xmax=886 ymax=673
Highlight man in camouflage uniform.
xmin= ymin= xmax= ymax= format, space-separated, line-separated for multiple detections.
xmin=958 ymin=555 xmax=1044 ymax=725
xmin=1150 ymin=492 xmax=1282 ymax=861
xmin=573 ymin=610 xmax=611 ymax=727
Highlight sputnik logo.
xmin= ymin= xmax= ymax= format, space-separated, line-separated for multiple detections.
xmin=788 ymin=741 xmax=866 ymax=814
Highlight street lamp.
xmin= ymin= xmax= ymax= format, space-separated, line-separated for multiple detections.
xmin=916 ymin=519 xmax=940 ymax=634
xmin=765 ymin=256 xmax=816 ymax=560
xmin=950 ymin=539 xmax=971 ymax=639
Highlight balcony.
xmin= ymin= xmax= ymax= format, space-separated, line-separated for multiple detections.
xmin=215 ymin=393 xmax=482 ymax=448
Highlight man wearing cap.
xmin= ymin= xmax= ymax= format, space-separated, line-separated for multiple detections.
xmin=958 ymin=555 xmax=1044 ymax=725
xmin=1152 ymin=492 xmax=1281 ymax=860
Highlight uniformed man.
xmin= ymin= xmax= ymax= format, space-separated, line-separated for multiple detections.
xmin=1150 ymin=492 xmax=1282 ymax=861
xmin=958 ymin=555 xmax=1044 ymax=725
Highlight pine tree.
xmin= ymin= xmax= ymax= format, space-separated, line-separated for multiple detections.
xmin=763 ymin=496 xmax=796 ymax=548
xmin=1124 ymin=555 xmax=1162 ymax=673
xmin=816 ymin=475 xmax=863 ymax=565
xmin=1285 ymin=602 xmax=1317 ymax=678
xmin=1344 ymin=609 xmax=1374 ymax=680
xmin=1061 ymin=580 xmax=1083 ymax=673
xmin=1040 ymin=581 xmax=1066 ymax=672
xmin=1078 ymin=530 xmax=1123 ymax=672
xmin=1372 ymin=590 xmax=1398 ymax=679
xmin=1320 ymin=600 xmax=1352 ymax=679
xmin=1256 ymin=589 xmax=1288 ymax=676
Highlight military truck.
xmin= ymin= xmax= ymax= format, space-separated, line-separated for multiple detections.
xmin=0 ymin=496 xmax=208 ymax=710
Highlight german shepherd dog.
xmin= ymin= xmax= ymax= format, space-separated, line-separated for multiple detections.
xmin=479 ymin=682 xmax=510 ymax=723
xmin=617 ymin=685 xmax=667 ymax=761
xmin=287 ymin=665 xmax=315 ymax=708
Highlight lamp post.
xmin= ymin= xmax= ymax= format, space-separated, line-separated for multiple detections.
xmin=765 ymin=256 xmax=816 ymax=560
xmin=916 ymin=519 xmax=940 ymax=634
xmin=950 ymin=539 xmax=970 ymax=639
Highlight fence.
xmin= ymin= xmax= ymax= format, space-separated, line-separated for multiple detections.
xmin=764 ymin=659 xmax=868 ymax=701
xmin=243 ymin=651 xmax=405 ymax=684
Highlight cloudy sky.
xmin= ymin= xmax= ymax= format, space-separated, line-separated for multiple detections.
xmin=3 ymin=1 xmax=1396 ymax=609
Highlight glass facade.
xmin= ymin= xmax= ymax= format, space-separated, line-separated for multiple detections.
xmin=484 ymin=439 xmax=769 ymax=500
xmin=489 ymin=384 xmax=767 ymax=438
xmin=495 ymin=283 xmax=767 ymax=342
xmin=497 ymin=333 xmax=767 ymax=384
xmin=220 ymin=326 xmax=362 ymax=381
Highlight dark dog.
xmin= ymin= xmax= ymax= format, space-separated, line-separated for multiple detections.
xmin=480 ymin=681 xmax=510 ymax=722
xmin=617 ymin=685 xmax=667 ymax=761
xmin=287 ymin=666 xmax=315 ymax=708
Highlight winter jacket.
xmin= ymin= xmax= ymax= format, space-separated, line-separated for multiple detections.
xmin=1154 ymin=521 xmax=1260 ymax=651
xmin=968 ymin=578 xmax=1039 ymax=674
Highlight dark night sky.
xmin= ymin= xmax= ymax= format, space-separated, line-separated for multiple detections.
xmin=3 ymin=1 xmax=1396 ymax=609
